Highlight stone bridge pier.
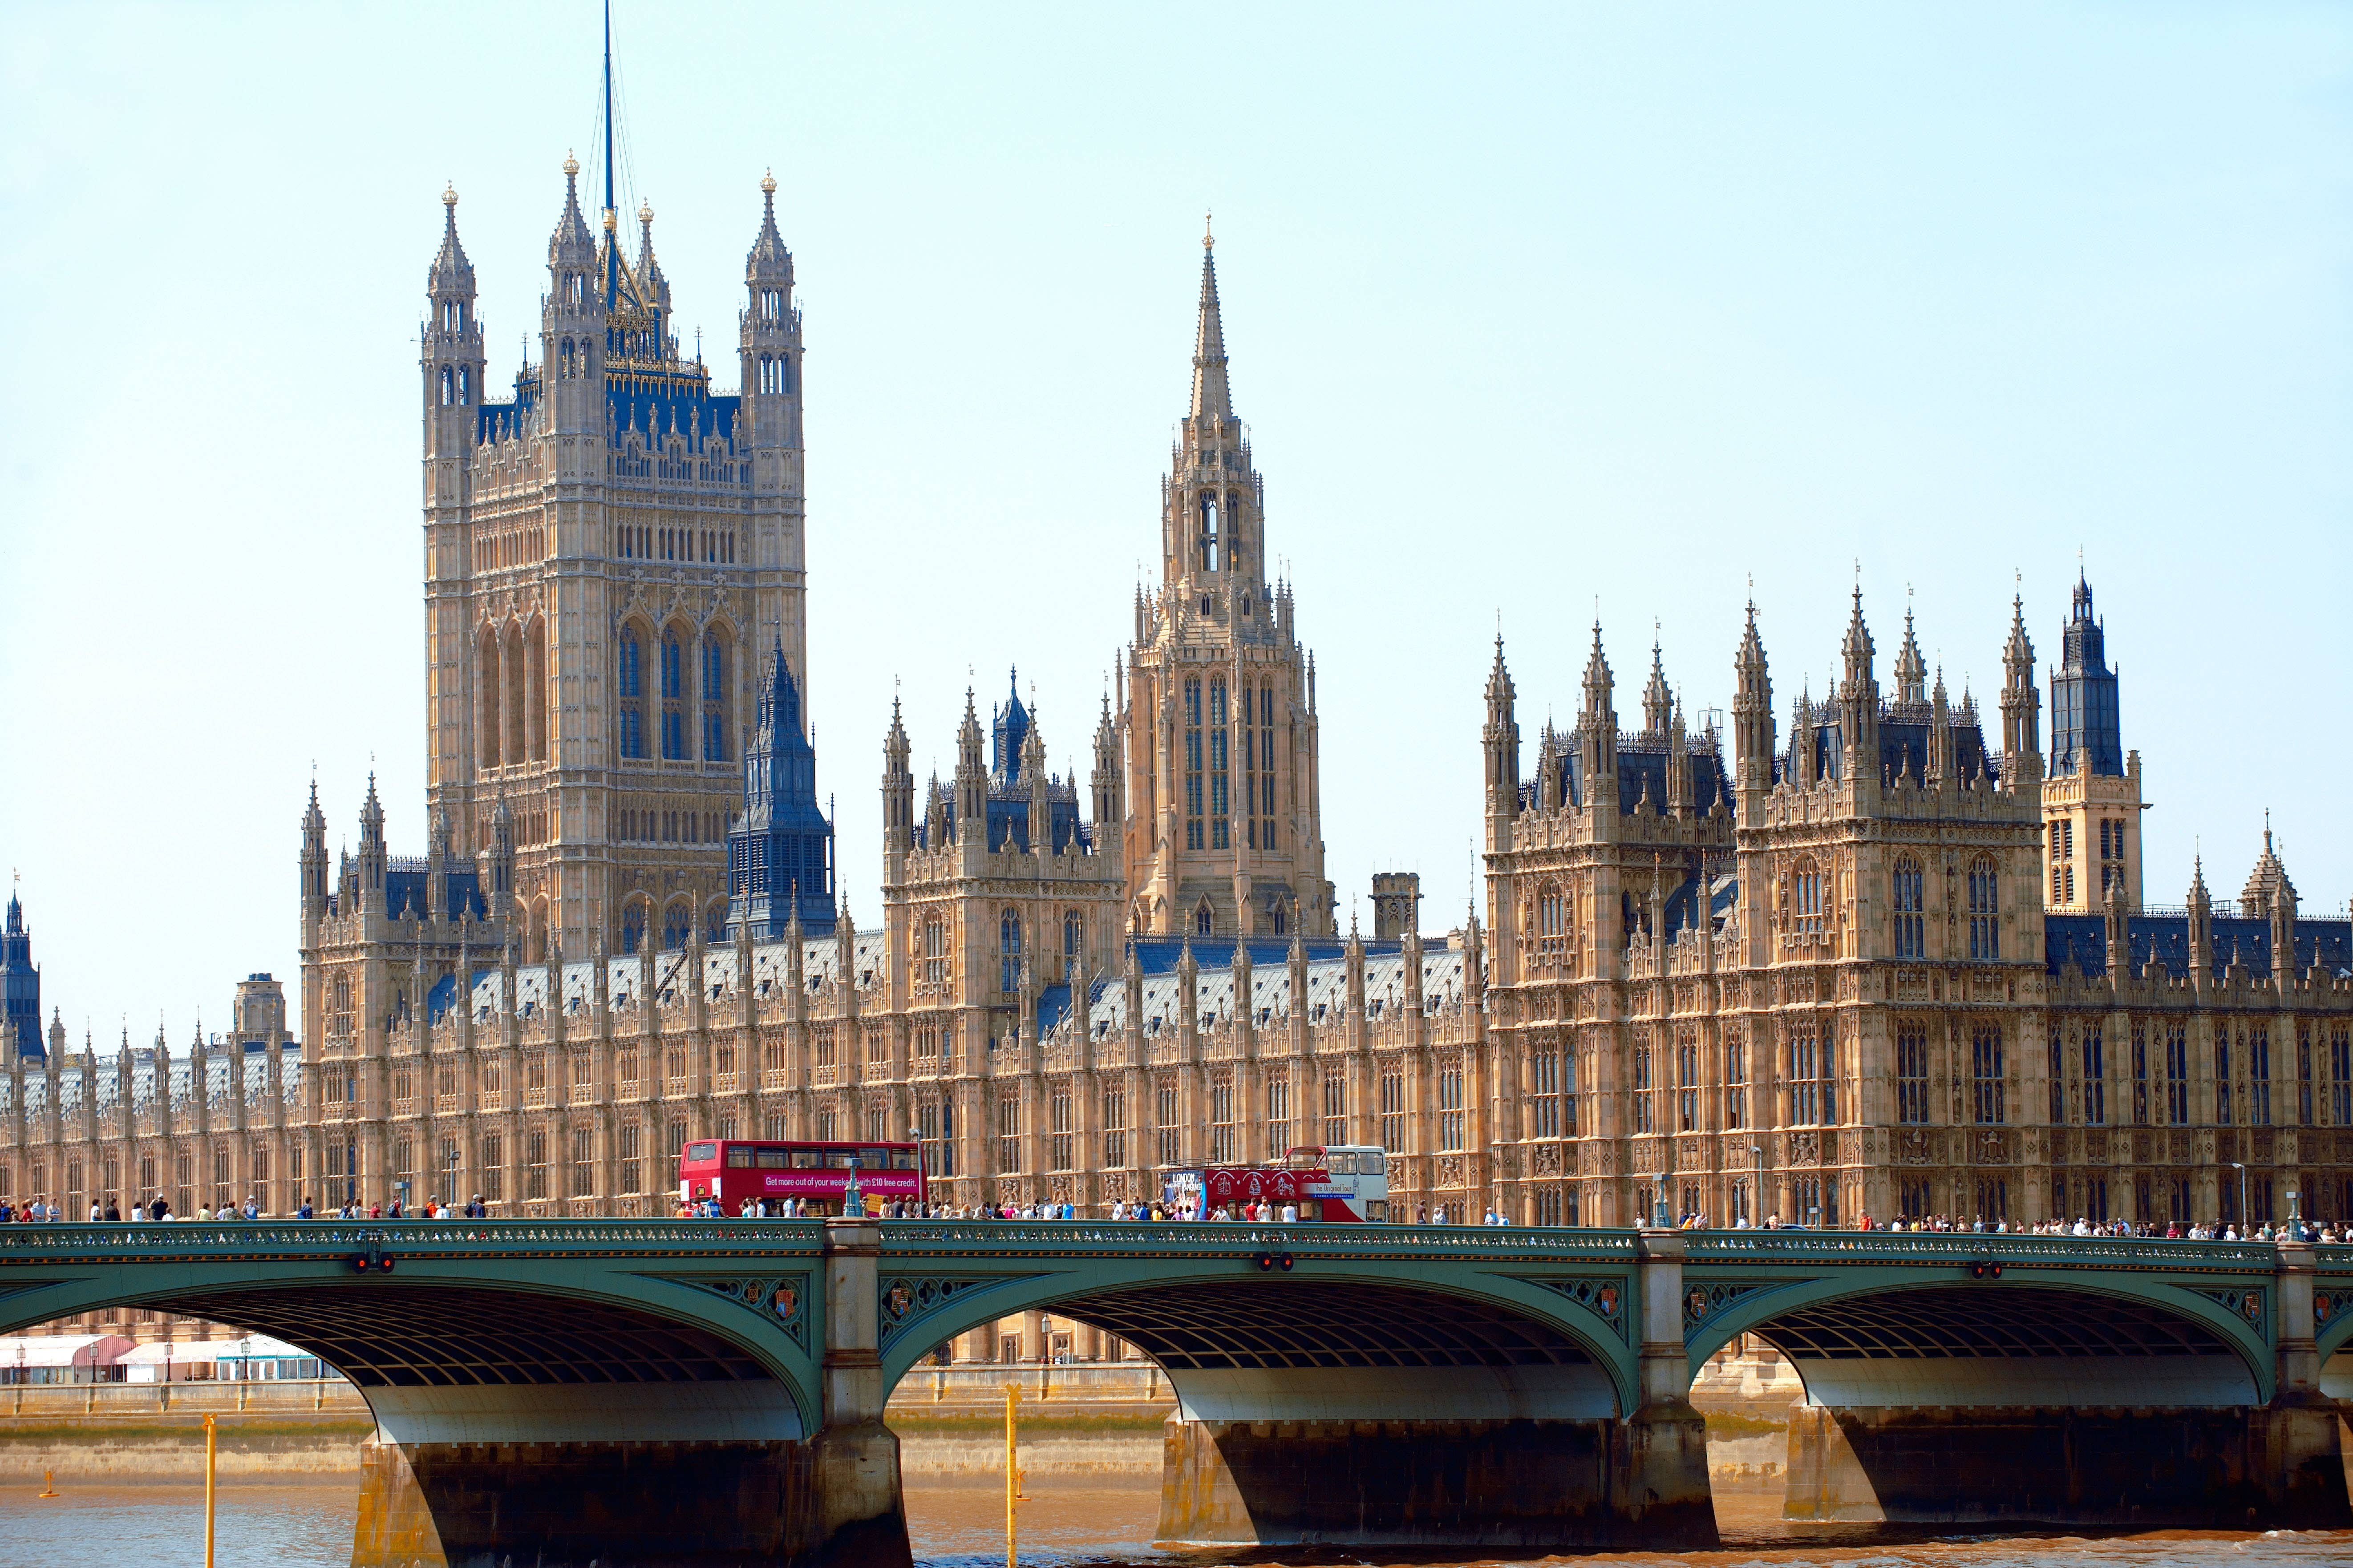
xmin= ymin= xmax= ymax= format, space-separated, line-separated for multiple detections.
xmin=1771 ymin=1240 xmax=2349 ymax=1530
xmin=1143 ymin=1230 xmax=1713 ymax=1551
xmin=352 ymin=1220 xmax=909 ymax=1568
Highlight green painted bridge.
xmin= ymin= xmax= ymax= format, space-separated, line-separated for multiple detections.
xmin=1 ymin=1220 xmax=2347 ymax=1565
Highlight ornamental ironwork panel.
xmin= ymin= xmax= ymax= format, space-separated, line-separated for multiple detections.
xmin=1523 ymin=1275 xmax=1629 ymax=1342
xmin=683 ymin=1272 xmax=812 ymax=1350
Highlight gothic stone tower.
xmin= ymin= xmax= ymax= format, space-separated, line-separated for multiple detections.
xmin=421 ymin=160 xmax=806 ymax=964
xmin=1122 ymin=226 xmax=1334 ymax=940
xmin=2042 ymin=574 xmax=2145 ymax=912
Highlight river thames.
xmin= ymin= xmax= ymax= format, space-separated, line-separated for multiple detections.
xmin=4 ymin=1478 xmax=2350 ymax=1568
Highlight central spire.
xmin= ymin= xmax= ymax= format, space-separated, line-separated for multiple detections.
xmin=601 ymin=0 xmax=620 ymax=309
xmin=1190 ymin=214 xmax=1232 ymax=422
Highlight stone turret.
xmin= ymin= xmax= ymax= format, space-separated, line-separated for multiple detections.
xmin=1483 ymin=639 xmax=1520 ymax=853
xmin=2000 ymin=596 xmax=2041 ymax=786
xmin=1731 ymin=601 xmax=1774 ymax=805
xmin=1579 ymin=626 xmax=1619 ymax=829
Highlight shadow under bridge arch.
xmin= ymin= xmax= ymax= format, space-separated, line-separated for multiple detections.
xmin=1689 ymin=1275 xmax=2272 ymax=1409
xmin=876 ymin=1249 xmax=1636 ymax=1424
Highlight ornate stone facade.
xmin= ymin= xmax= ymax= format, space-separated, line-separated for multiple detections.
xmin=1482 ymin=592 xmax=2353 ymax=1229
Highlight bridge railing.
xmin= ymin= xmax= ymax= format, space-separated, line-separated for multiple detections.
xmin=877 ymin=1220 xmax=1642 ymax=1257
xmin=0 ymin=1219 xmax=828 ymax=1259
xmin=1685 ymin=1230 xmax=2281 ymax=1269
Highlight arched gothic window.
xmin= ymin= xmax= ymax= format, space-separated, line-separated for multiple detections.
xmin=478 ymin=627 xmax=503 ymax=771
xmin=1790 ymin=858 xmax=1824 ymax=938
xmin=1195 ymin=901 xmax=1214 ymax=938
xmin=662 ymin=903 xmax=693 ymax=952
xmin=620 ymin=901 xmax=648 ymax=955
xmin=617 ymin=629 xmax=646 ymax=760
xmin=1063 ymin=911 xmax=1084 ymax=970
xmin=660 ymin=631 xmax=686 ymax=760
xmin=701 ymin=634 xmax=731 ymax=762
xmin=504 ymin=623 xmax=528 ymax=768
xmin=1183 ymin=678 xmax=1204 ymax=851
xmin=524 ymin=620 xmax=547 ymax=762
xmin=457 ymin=368 xmax=470 ymax=405
xmin=922 ymin=917 xmax=948 ymax=987
xmin=1968 ymin=856 xmax=2001 ymax=960
xmin=1537 ymin=883 xmax=1568 ymax=959
xmin=1199 ymin=493 xmax=1219 ymax=572
xmin=998 ymin=911 xmax=1022 ymax=994
xmin=1893 ymin=857 xmax=1924 ymax=958
xmin=1208 ymin=679 xmax=1230 ymax=850
xmin=439 ymin=367 xmax=454 ymax=406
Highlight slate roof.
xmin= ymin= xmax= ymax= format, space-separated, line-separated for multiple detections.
xmin=2043 ymin=913 xmax=2353 ymax=980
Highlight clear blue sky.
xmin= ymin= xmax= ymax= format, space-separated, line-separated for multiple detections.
xmin=2 ymin=3 xmax=2346 ymax=1040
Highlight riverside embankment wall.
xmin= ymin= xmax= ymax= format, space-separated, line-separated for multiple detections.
xmin=0 ymin=1355 xmax=1809 ymax=1492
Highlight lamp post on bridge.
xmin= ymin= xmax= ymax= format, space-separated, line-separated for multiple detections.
xmin=2229 ymin=1161 xmax=2248 ymax=1233
xmin=911 ymin=1124 xmax=926 ymax=1217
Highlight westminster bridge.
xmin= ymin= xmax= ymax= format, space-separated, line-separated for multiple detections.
xmin=1 ymin=1220 xmax=2349 ymax=1566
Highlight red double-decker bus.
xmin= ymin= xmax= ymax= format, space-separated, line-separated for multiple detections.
xmin=1182 ymin=1145 xmax=1391 ymax=1222
xmin=677 ymin=1140 xmax=927 ymax=1215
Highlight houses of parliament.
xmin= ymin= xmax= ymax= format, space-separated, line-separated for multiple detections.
xmin=4 ymin=133 xmax=2352 ymax=1277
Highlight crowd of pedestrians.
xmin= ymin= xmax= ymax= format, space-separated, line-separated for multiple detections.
xmin=0 ymin=1192 xmax=498 ymax=1223
xmin=3 ymin=1188 xmax=2345 ymax=1244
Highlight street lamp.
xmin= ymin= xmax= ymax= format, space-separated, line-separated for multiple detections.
xmin=2228 ymin=1162 xmax=2248 ymax=1233
xmin=910 ymin=1125 xmax=926 ymax=1217
xmin=1038 ymin=1313 xmax=1055 ymax=1366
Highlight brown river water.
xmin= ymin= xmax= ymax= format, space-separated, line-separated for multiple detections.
xmin=2 ymin=1478 xmax=2349 ymax=1568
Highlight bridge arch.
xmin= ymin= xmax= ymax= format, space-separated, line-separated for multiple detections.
xmin=1685 ymin=1269 xmax=2274 ymax=1407
xmin=874 ymin=1237 xmax=1642 ymax=1423
xmin=0 ymin=1225 xmax=825 ymax=1443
